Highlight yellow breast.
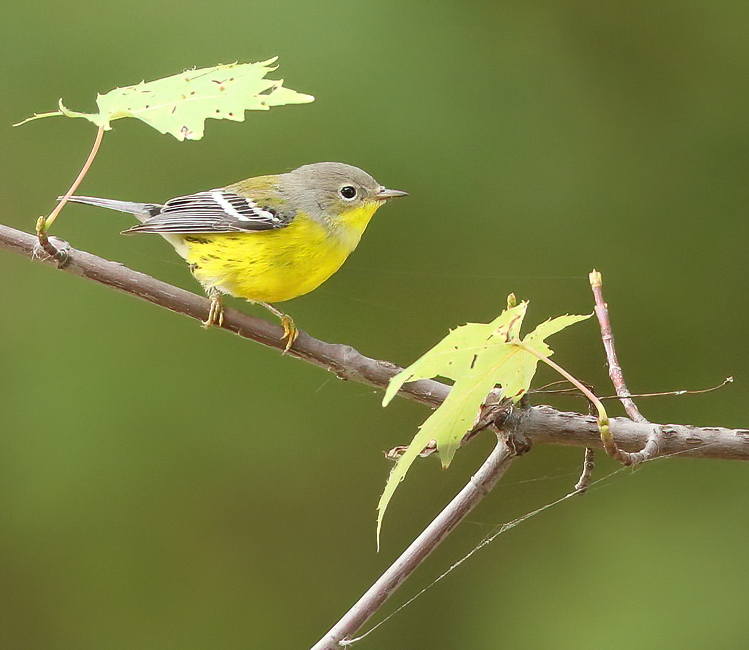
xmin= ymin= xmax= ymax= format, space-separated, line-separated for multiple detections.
xmin=181 ymin=202 xmax=381 ymax=304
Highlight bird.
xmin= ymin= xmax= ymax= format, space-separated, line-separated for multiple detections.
xmin=67 ymin=162 xmax=407 ymax=350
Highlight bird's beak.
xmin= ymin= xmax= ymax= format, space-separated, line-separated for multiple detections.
xmin=374 ymin=187 xmax=408 ymax=201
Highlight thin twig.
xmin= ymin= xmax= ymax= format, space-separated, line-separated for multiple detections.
xmin=589 ymin=270 xmax=661 ymax=464
xmin=589 ymin=269 xmax=646 ymax=423
xmin=533 ymin=377 xmax=733 ymax=400
xmin=600 ymin=377 xmax=733 ymax=400
xmin=1 ymin=224 xmax=748 ymax=460
xmin=574 ymin=448 xmax=596 ymax=492
xmin=310 ymin=434 xmax=517 ymax=650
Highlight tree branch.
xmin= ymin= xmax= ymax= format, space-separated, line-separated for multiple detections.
xmin=4 ymin=221 xmax=749 ymax=648
xmin=2 ymin=223 xmax=748 ymax=461
xmin=311 ymin=434 xmax=516 ymax=650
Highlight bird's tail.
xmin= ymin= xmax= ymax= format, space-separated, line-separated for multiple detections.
xmin=65 ymin=196 xmax=163 ymax=223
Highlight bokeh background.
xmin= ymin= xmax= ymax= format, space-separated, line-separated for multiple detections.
xmin=2 ymin=1 xmax=749 ymax=648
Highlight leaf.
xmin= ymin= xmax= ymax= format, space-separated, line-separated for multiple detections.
xmin=14 ymin=58 xmax=314 ymax=141
xmin=377 ymin=301 xmax=590 ymax=543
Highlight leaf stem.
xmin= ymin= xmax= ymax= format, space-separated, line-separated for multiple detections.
xmin=514 ymin=340 xmax=624 ymax=462
xmin=12 ymin=110 xmax=65 ymax=127
xmin=41 ymin=124 xmax=104 ymax=233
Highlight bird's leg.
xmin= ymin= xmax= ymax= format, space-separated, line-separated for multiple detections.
xmin=261 ymin=303 xmax=298 ymax=352
xmin=203 ymin=289 xmax=224 ymax=328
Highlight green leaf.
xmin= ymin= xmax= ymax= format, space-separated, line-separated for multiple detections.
xmin=14 ymin=58 xmax=314 ymax=140
xmin=377 ymin=301 xmax=590 ymax=543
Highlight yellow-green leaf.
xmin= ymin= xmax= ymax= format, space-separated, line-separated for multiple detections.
xmin=378 ymin=301 xmax=590 ymax=542
xmin=14 ymin=58 xmax=314 ymax=140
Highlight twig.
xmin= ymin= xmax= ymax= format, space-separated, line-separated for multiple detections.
xmin=574 ymin=448 xmax=596 ymax=492
xmin=1 ymin=224 xmax=748 ymax=460
xmin=600 ymin=377 xmax=733 ymax=400
xmin=589 ymin=270 xmax=660 ymax=464
xmin=310 ymin=434 xmax=517 ymax=650
xmin=589 ymin=270 xmax=646 ymax=423
xmin=533 ymin=377 xmax=733 ymax=400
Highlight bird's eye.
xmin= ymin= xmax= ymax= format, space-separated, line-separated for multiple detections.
xmin=339 ymin=186 xmax=357 ymax=199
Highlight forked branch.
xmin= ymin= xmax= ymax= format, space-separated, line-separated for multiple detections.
xmin=0 ymin=223 xmax=746 ymax=461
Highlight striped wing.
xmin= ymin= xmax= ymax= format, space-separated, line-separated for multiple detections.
xmin=123 ymin=189 xmax=293 ymax=234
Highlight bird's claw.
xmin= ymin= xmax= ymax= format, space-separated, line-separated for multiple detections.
xmin=280 ymin=315 xmax=298 ymax=353
xmin=202 ymin=295 xmax=224 ymax=328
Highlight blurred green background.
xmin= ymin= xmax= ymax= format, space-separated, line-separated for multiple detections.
xmin=2 ymin=1 xmax=749 ymax=648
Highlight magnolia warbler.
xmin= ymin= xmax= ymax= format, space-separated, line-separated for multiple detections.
xmin=68 ymin=162 xmax=406 ymax=350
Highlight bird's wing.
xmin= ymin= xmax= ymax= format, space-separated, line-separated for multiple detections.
xmin=122 ymin=189 xmax=294 ymax=234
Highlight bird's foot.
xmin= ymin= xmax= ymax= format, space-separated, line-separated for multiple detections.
xmin=280 ymin=314 xmax=299 ymax=353
xmin=202 ymin=294 xmax=224 ymax=328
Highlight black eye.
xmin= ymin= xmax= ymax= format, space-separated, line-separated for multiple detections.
xmin=339 ymin=186 xmax=357 ymax=199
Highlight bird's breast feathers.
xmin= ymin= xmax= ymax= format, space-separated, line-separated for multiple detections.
xmin=181 ymin=203 xmax=380 ymax=303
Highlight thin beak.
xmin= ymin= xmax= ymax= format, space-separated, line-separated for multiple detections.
xmin=374 ymin=187 xmax=408 ymax=201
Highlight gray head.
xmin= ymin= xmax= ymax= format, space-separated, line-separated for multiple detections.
xmin=278 ymin=162 xmax=407 ymax=221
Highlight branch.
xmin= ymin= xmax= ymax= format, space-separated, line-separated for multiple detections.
xmin=311 ymin=434 xmax=516 ymax=649
xmin=2 ymin=223 xmax=748 ymax=461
